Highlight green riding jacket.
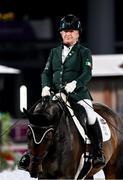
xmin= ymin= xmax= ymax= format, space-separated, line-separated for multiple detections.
xmin=41 ymin=42 xmax=93 ymax=102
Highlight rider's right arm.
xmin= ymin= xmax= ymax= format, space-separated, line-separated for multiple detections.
xmin=41 ymin=50 xmax=53 ymax=89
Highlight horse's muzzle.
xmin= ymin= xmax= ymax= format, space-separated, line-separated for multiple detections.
xmin=29 ymin=158 xmax=43 ymax=178
xmin=30 ymin=172 xmax=38 ymax=178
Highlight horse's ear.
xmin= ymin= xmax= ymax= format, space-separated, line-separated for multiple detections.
xmin=23 ymin=107 xmax=27 ymax=114
xmin=23 ymin=108 xmax=41 ymax=122
xmin=23 ymin=108 xmax=32 ymax=118
xmin=23 ymin=108 xmax=36 ymax=125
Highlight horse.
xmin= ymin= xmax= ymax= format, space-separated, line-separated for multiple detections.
xmin=23 ymin=93 xmax=123 ymax=179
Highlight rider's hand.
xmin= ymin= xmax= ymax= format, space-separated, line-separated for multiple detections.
xmin=41 ymin=86 xmax=51 ymax=97
xmin=65 ymin=81 xmax=77 ymax=93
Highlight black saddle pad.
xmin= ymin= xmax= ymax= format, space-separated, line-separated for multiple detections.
xmin=69 ymin=100 xmax=88 ymax=133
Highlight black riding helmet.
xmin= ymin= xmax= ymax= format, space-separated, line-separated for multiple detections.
xmin=59 ymin=14 xmax=82 ymax=33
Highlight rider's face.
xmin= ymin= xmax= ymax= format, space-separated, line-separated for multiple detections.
xmin=60 ymin=30 xmax=79 ymax=46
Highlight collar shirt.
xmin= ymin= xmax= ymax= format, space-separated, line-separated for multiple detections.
xmin=62 ymin=45 xmax=73 ymax=63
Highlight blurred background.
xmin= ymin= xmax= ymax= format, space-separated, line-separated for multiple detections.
xmin=0 ymin=0 xmax=123 ymax=175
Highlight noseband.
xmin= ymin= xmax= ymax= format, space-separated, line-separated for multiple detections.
xmin=28 ymin=123 xmax=54 ymax=166
xmin=27 ymin=99 xmax=64 ymax=169
xmin=28 ymin=124 xmax=54 ymax=145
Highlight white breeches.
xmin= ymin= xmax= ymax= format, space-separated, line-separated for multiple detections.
xmin=77 ymin=99 xmax=98 ymax=125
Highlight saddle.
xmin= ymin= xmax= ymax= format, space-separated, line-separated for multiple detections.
xmin=69 ymin=100 xmax=88 ymax=133
xmin=53 ymin=93 xmax=111 ymax=141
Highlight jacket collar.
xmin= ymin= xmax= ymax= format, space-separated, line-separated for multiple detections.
xmin=56 ymin=42 xmax=80 ymax=62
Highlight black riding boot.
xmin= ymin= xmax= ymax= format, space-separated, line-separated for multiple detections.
xmin=88 ymin=119 xmax=105 ymax=168
xmin=18 ymin=151 xmax=30 ymax=171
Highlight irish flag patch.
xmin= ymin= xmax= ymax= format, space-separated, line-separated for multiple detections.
xmin=86 ymin=61 xmax=92 ymax=68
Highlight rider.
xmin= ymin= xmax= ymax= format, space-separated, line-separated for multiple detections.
xmin=41 ymin=14 xmax=105 ymax=167
xmin=18 ymin=14 xmax=105 ymax=170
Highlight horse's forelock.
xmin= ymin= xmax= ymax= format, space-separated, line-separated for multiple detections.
xmin=25 ymin=100 xmax=60 ymax=128
xmin=34 ymin=100 xmax=53 ymax=113
xmin=34 ymin=102 xmax=44 ymax=113
xmin=28 ymin=112 xmax=54 ymax=127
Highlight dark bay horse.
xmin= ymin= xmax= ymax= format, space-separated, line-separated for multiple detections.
xmin=24 ymin=94 xmax=123 ymax=179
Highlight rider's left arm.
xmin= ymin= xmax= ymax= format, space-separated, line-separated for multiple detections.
xmin=75 ymin=48 xmax=93 ymax=89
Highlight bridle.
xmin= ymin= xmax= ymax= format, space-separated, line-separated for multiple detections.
xmin=28 ymin=122 xmax=54 ymax=167
xmin=28 ymin=124 xmax=54 ymax=145
xmin=27 ymin=98 xmax=71 ymax=169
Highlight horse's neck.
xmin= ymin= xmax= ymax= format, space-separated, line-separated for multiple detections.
xmin=50 ymin=109 xmax=71 ymax=149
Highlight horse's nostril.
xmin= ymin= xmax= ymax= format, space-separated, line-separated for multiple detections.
xmin=29 ymin=163 xmax=41 ymax=178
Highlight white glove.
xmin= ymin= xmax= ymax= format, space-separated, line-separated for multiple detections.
xmin=65 ymin=80 xmax=77 ymax=93
xmin=41 ymin=86 xmax=50 ymax=97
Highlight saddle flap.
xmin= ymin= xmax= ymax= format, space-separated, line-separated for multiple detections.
xmin=69 ymin=100 xmax=88 ymax=132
